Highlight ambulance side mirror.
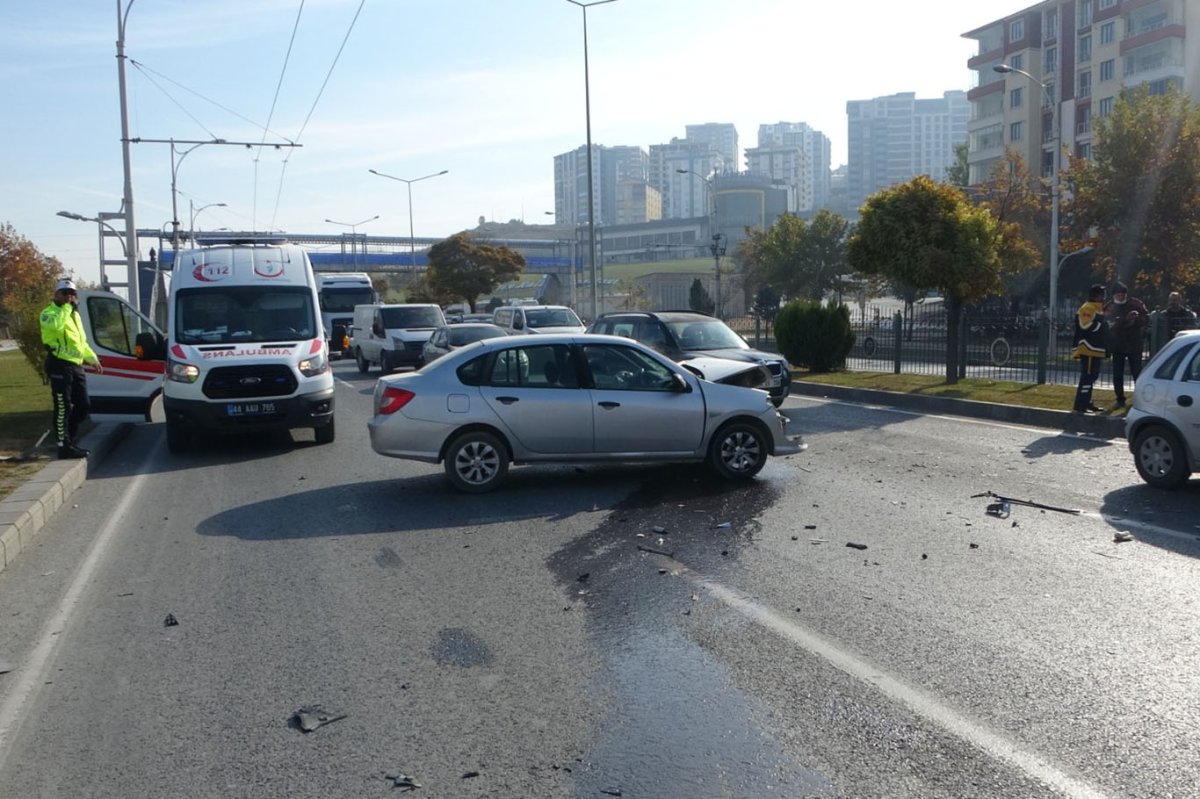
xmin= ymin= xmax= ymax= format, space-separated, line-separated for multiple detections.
xmin=135 ymin=331 xmax=166 ymax=361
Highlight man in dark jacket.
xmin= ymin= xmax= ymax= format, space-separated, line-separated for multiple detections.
xmin=1165 ymin=291 xmax=1197 ymax=337
xmin=1103 ymin=282 xmax=1148 ymax=407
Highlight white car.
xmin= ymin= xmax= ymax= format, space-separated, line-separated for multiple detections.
xmin=1125 ymin=330 xmax=1200 ymax=488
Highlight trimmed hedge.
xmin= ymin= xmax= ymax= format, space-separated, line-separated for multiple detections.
xmin=774 ymin=300 xmax=854 ymax=372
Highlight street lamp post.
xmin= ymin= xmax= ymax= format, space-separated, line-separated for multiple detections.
xmin=189 ymin=201 xmax=226 ymax=242
xmin=368 ymin=169 xmax=449 ymax=268
xmin=677 ymin=168 xmax=722 ymax=316
xmin=566 ymin=0 xmax=618 ymax=320
xmin=995 ymin=63 xmax=1061 ymax=322
xmin=116 ymin=0 xmax=140 ymax=310
xmin=57 ymin=210 xmax=129 ymax=257
xmin=325 ymin=215 xmax=380 ymax=268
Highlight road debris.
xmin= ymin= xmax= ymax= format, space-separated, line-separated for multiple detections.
xmin=804 ymin=524 xmax=817 ymax=530
xmin=811 ymin=539 xmax=828 ymax=544
xmin=637 ymin=544 xmax=674 ymax=557
xmin=969 ymin=543 xmax=979 ymax=549
xmin=293 ymin=705 xmax=348 ymax=733
xmin=0 ymin=660 xmax=12 ymax=675
xmin=600 ymin=789 xmax=623 ymax=797
xmin=462 ymin=771 xmax=480 ymax=779
xmin=163 ymin=613 xmax=179 ymax=627
xmin=716 ymin=521 xmax=732 ymax=529
xmin=845 ymin=542 xmax=868 ymax=550
xmin=972 ymin=490 xmax=1081 ymax=515
xmin=652 ymin=525 xmax=667 ymax=534
xmin=985 ymin=501 xmax=1011 ymax=519
xmin=1113 ymin=530 xmax=1134 ymax=543
xmin=384 ymin=772 xmax=422 ymax=791
xmin=576 ymin=573 xmax=590 ymax=583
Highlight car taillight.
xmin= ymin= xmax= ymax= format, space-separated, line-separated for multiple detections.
xmin=378 ymin=386 xmax=415 ymax=415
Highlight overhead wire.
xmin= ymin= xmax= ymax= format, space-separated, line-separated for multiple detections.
xmin=253 ymin=0 xmax=307 ymax=230
xmin=268 ymin=0 xmax=368 ymax=229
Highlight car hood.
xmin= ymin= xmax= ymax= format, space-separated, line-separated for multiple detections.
xmin=684 ymin=347 xmax=785 ymax=365
xmin=679 ymin=355 xmax=770 ymax=387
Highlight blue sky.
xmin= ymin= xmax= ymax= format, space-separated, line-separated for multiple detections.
xmin=3 ymin=0 xmax=1032 ymax=284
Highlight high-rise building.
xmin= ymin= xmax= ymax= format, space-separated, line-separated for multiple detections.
xmin=553 ymin=144 xmax=655 ymax=227
xmin=685 ymin=123 xmax=740 ymax=172
xmin=964 ymin=0 xmax=1200 ymax=185
xmin=648 ymin=138 xmax=726 ymax=220
xmin=846 ymin=91 xmax=970 ymax=210
xmin=749 ymin=122 xmax=833 ymax=212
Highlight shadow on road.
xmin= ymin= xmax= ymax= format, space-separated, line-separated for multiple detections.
xmin=1100 ymin=482 xmax=1200 ymax=559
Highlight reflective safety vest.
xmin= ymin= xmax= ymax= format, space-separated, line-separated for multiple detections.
xmin=40 ymin=302 xmax=99 ymax=367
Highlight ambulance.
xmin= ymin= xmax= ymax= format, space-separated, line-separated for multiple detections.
xmin=163 ymin=238 xmax=335 ymax=453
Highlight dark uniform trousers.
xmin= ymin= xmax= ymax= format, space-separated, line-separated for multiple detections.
xmin=46 ymin=356 xmax=90 ymax=446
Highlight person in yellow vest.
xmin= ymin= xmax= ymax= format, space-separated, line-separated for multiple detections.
xmin=40 ymin=279 xmax=103 ymax=459
xmin=1071 ymin=284 xmax=1108 ymax=414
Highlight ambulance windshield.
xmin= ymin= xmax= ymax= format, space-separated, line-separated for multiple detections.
xmin=175 ymin=286 xmax=317 ymax=344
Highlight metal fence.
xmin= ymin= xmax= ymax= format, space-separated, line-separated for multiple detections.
xmin=725 ymin=303 xmax=1180 ymax=390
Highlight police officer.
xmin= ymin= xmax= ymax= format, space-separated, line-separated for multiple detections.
xmin=40 ymin=279 xmax=103 ymax=459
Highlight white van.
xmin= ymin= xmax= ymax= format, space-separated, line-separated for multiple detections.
xmin=75 ymin=289 xmax=166 ymax=420
xmin=316 ymin=272 xmax=375 ymax=358
xmin=348 ymin=303 xmax=444 ymax=373
xmin=163 ymin=239 xmax=335 ymax=452
xmin=492 ymin=304 xmax=585 ymax=335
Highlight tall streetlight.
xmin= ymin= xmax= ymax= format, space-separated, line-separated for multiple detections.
xmin=677 ymin=168 xmax=722 ymax=317
xmin=189 ymin=201 xmax=226 ymax=241
xmin=325 ymin=215 xmax=380 ymax=269
xmin=57 ymin=211 xmax=129 ymax=256
xmin=566 ymin=0 xmax=618 ymax=320
xmin=368 ymin=169 xmax=449 ymax=268
xmin=995 ymin=63 xmax=1061 ymax=322
xmin=116 ymin=0 xmax=140 ymax=310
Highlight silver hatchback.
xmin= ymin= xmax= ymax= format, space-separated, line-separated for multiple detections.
xmin=368 ymin=333 xmax=804 ymax=492
xmin=1125 ymin=330 xmax=1200 ymax=488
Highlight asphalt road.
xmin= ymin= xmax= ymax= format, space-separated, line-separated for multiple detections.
xmin=0 ymin=358 xmax=1198 ymax=798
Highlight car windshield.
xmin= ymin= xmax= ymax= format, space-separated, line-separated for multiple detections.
xmin=381 ymin=306 xmax=442 ymax=328
xmin=525 ymin=308 xmax=582 ymax=328
xmin=174 ymin=286 xmax=316 ymax=344
xmin=318 ymin=287 xmax=373 ymax=312
xmin=447 ymin=325 xmax=506 ymax=346
xmin=666 ymin=319 xmax=748 ymax=351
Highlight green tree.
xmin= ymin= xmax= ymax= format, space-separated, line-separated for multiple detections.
xmin=426 ymin=232 xmax=525 ymax=312
xmin=846 ymin=176 xmax=1006 ymax=383
xmin=738 ymin=210 xmax=850 ymax=302
xmin=371 ymin=276 xmax=390 ymax=301
xmin=1068 ymin=85 xmax=1200 ymax=301
xmin=0 ymin=223 xmax=65 ymax=375
xmin=946 ymin=141 xmax=970 ymax=188
xmin=688 ymin=278 xmax=715 ymax=315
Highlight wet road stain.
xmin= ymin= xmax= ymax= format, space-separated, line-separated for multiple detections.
xmin=432 ymin=627 xmax=494 ymax=668
xmin=549 ymin=465 xmax=835 ymax=797
xmin=374 ymin=546 xmax=403 ymax=569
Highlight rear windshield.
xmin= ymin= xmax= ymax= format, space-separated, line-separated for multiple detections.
xmin=381 ymin=306 xmax=443 ymax=329
xmin=175 ymin=286 xmax=316 ymax=344
xmin=319 ymin=286 xmax=374 ymax=312
xmin=526 ymin=308 xmax=582 ymax=328
xmin=448 ymin=325 xmax=506 ymax=346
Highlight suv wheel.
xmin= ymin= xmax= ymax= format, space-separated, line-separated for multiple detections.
xmin=1133 ymin=425 xmax=1191 ymax=489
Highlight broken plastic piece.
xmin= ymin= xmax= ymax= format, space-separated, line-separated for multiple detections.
xmin=845 ymin=542 xmax=868 ymax=550
xmin=385 ymin=772 xmax=422 ymax=791
xmin=652 ymin=526 xmax=666 ymax=534
xmin=462 ymin=771 xmax=480 ymax=779
xmin=716 ymin=522 xmax=732 ymax=529
xmin=163 ymin=613 xmax=179 ymax=627
xmin=985 ymin=501 xmax=1011 ymax=519
xmin=293 ymin=705 xmax=348 ymax=733
xmin=1113 ymin=530 xmax=1134 ymax=543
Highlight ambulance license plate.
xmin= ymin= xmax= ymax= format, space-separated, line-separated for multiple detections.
xmin=227 ymin=402 xmax=276 ymax=417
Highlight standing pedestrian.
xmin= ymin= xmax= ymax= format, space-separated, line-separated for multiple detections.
xmin=1072 ymin=284 xmax=1108 ymax=414
xmin=1103 ymin=282 xmax=1148 ymax=407
xmin=40 ymin=279 xmax=103 ymax=459
xmin=1164 ymin=291 xmax=1197 ymax=337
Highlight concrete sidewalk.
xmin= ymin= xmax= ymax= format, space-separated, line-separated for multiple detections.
xmin=0 ymin=385 xmax=1127 ymax=578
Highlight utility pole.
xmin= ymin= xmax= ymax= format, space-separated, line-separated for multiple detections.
xmin=116 ymin=0 xmax=140 ymax=310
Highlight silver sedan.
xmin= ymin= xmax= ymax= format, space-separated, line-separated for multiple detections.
xmin=368 ymin=333 xmax=804 ymax=492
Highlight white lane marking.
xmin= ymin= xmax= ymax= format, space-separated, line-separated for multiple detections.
xmin=0 ymin=444 xmax=156 ymax=768
xmin=676 ymin=566 xmax=1112 ymax=799
xmin=336 ymin=377 xmax=356 ymax=388
xmin=790 ymin=396 xmax=1115 ymax=441
xmin=1087 ymin=512 xmax=1200 ymax=547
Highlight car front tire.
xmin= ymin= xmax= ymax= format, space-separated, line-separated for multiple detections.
xmin=708 ymin=421 xmax=767 ymax=480
xmin=165 ymin=417 xmax=191 ymax=454
xmin=445 ymin=430 xmax=509 ymax=493
xmin=355 ymin=348 xmax=369 ymax=373
xmin=1133 ymin=425 xmax=1191 ymax=489
xmin=314 ymin=416 xmax=335 ymax=445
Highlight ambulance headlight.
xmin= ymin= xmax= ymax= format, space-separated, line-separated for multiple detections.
xmin=299 ymin=351 xmax=328 ymax=377
xmin=168 ymin=359 xmax=200 ymax=383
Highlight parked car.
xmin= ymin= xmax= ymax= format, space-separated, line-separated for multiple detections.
xmin=419 ymin=322 xmax=508 ymax=365
xmin=587 ymin=311 xmax=791 ymax=406
xmin=493 ymin=304 xmax=586 ymax=335
xmin=367 ymin=333 xmax=805 ymax=492
xmin=1125 ymin=330 xmax=1200 ymax=488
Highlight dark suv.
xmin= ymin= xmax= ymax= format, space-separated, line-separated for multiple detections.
xmin=587 ymin=311 xmax=791 ymax=406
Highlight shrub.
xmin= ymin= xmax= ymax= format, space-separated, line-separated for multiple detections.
xmin=774 ymin=299 xmax=853 ymax=372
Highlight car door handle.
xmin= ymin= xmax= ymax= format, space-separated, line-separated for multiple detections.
xmin=1178 ymin=395 xmax=1194 ymax=407
xmin=598 ymin=401 xmax=621 ymax=409
xmin=496 ymin=396 xmax=519 ymax=405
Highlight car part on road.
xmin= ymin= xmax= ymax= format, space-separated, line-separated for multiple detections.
xmin=971 ymin=490 xmax=1081 ymax=515
xmin=292 ymin=705 xmax=348 ymax=732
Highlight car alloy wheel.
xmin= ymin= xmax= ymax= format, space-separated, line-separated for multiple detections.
xmin=445 ymin=431 xmax=509 ymax=493
xmin=708 ymin=421 xmax=767 ymax=480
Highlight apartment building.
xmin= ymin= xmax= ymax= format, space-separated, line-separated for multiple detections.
xmin=648 ymin=138 xmax=727 ymax=220
xmin=845 ymin=91 xmax=970 ymax=211
xmin=964 ymin=0 xmax=1200 ymax=185
xmin=553 ymin=144 xmax=656 ymax=227
xmin=685 ymin=123 xmax=740 ymax=172
xmin=752 ymin=122 xmax=833 ymax=211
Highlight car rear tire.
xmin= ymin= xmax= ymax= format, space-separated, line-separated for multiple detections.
xmin=445 ymin=431 xmax=509 ymax=493
xmin=708 ymin=421 xmax=767 ymax=480
xmin=356 ymin=348 xmax=369 ymax=373
xmin=1132 ymin=425 xmax=1191 ymax=489
xmin=314 ymin=417 xmax=335 ymax=445
xmin=165 ymin=417 xmax=191 ymax=454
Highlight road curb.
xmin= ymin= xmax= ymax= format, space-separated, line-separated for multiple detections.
xmin=0 ymin=422 xmax=132 ymax=576
xmin=788 ymin=382 xmax=1127 ymax=440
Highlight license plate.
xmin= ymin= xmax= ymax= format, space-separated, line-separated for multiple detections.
xmin=766 ymin=376 xmax=782 ymax=388
xmin=227 ymin=402 xmax=276 ymax=417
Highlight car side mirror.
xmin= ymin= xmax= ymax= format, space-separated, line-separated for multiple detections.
xmin=513 ymin=318 xmax=524 ymax=330
xmin=135 ymin=331 xmax=165 ymax=361
xmin=671 ymin=372 xmax=692 ymax=393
